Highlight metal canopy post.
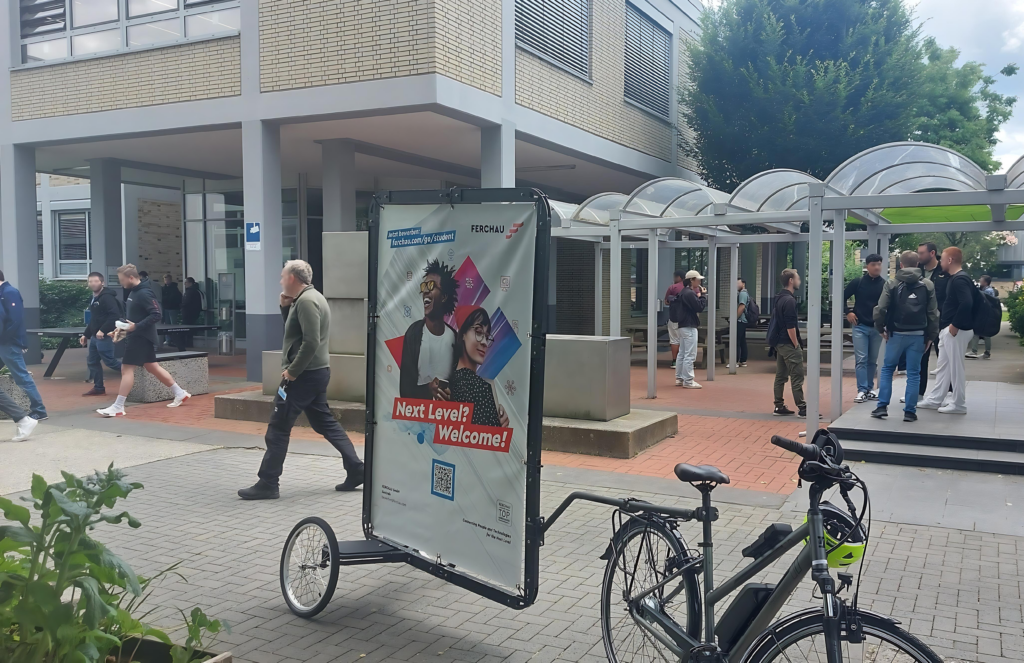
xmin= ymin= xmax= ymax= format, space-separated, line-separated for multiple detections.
xmin=706 ymin=238 xmax=717 ymax=382
xmin=647 ymin=229 xmax=659 ymax=398
xmin=805 ymin=184 xmax=825 ymax=435
xmin=594 ymin=243 xmax=603 ymax=335
xmin=610 ymin=215 xmax=622 ymax=337
xmin=831 ymin=211 xmax=846 ymax=420
xmin=728 ymin=243 xmax=738 ymax=375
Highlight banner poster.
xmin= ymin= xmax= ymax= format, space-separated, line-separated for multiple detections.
xmin=371 ymin=202 xmax=538 ymax=590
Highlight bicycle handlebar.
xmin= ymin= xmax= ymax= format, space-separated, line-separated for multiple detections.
xmin=771 ymin=435 xmax=821 ymax=461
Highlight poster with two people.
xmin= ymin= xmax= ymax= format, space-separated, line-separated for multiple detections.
xmin=371 ymin=200 xmax=540 ymax=591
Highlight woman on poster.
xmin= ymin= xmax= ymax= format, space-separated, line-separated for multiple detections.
xmin=450 ymin=306 xmax=510 ymax=428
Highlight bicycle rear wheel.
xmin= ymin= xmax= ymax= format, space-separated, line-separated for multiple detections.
xmin=601 ymin=516 xmax=701 ymax=663
xmin=740 ymin=610 xmax=942 ymax=663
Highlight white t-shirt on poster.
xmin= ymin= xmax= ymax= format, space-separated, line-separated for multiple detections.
xmin=418 ymin=325 xmax=454 ymax=386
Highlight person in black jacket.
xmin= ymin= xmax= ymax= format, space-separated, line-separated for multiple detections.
xmin=844 ymin=254 xmax=885 ymax=402
xmin=79 ymin=272 xmax=123 ymax=396
xmin=673 ymin=270 xmax=707 ymax=389
xmin=771 ymin=269 xmax=806 ymax=417
xmin=160 ymin=274 xmax=182 ymax=345
xmin=920 ymin=247 xmax=975 ymax=414
xmin=181 ymin=277 xmax=204 ymax=324
xmin=96 ymin=264 xmax=191 ymax=418
xmin=400 ymin=259 xmax=459 ymax=400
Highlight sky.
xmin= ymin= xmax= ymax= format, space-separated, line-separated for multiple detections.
xmin=702 ymin=0 xmax=1024 ymax=173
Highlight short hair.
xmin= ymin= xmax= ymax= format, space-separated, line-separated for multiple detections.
xmin=185 ymin=277 xmax=196 ymax=285
xmin=899 ymin=251 xmax=919 ymax=268
xmin=283 ymin=259 xmax=313 ymax=285
xmin=674 ymin=269 xmax=687 ymax=280
xmin=943 ymin=246 xmax=963 ymax=264
xmin=0 ymin=270 xmax=6 ymax=281
xmin=980 ymin=275 xmax=992 ymax=286
xmin=781 ymin=268 xmax=799 ymax=287
xmin=423 ymin=259 xmax=459 ymax=316
xmin=865 ymin=254 xmax=883 ymax=265
xmin=87 ymin=271 xmax=104 ymax=282
xmin=139 ymin=271 xmax=149 ymax=278
xmin=919 ymin=242 xmax=939 ymax=256
xmin=163 ymin=273 xmax=173 ymax=280
xmin=738 ymin=277 xmax=746 ymax=286
xmin=117 ymin=264 xmax=140 ymax=279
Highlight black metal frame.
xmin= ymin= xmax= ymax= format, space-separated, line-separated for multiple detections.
xmin=353 ymin=187 xmax=551 ymax=610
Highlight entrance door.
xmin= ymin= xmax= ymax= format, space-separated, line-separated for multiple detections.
xmin=206 ymin=220 xmax=246 ymax=339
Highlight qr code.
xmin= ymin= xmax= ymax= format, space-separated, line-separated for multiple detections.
xmin=431 ymin=459 xmax=455 ymax=501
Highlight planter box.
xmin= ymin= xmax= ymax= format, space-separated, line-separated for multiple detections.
xmin=117 ymin=638 xmax=231 ymax=663
xmin=0 ymin=374 xmax=31 ymax=420
xmin=127 ymin=352 xmax=209 ymax=403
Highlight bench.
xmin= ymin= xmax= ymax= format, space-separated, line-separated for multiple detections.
xmin=127 ymin=351 xmax=209 ymax=403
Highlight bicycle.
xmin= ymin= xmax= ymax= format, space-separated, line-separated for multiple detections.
xmin=540 ymin=428 xmax=943 ymax=663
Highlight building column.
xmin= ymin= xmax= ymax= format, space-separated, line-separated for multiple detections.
xmin=242 ymin=120 xmax=284 ymax=381
xmin=480 ymin=121 xmax=516 ymax=188
xmin=0 ymin=144 xmax=42 ymax=363
xmin=89 ymin=159 xmax=123 ymax=283
xmin=321 ymin=139 xmax=357 ymax=232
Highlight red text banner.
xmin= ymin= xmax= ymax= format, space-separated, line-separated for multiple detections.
xmin=392 ymin=397 xmax=512 ymax=453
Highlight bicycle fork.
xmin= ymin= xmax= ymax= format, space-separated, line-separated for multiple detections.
xmin=809 ymin=485 xmax=843 ymax=663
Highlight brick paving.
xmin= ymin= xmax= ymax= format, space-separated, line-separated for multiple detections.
xmin=38 ymin=447 xmax=1021 ymax=663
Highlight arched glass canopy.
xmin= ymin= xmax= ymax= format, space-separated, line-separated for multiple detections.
xmin=825 ymin=142 xmax=986 ymax=195
xmin=1006 ymin=154 xmax=1024 ymax=190
xmin=548 ymin=200 xmax=578 ymax=224
xmin=624 ymin=178 xmax=729 ymax=217
xmin=729 ymin=169 xmax=821 ymax=212
xmin=572 ymin=192 xmax=629 ymax=225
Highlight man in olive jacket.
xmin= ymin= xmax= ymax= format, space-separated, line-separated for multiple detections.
xmin=239 ymin=260 xmax=363 ymax=500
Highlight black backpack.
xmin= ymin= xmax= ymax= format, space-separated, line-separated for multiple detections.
xmin=744 ymin=298 xmax=760 ymax=326
xmin=888 ymin=280 xmax=928 ymax=332
xmin=958 ymin=274 xmax=1002 ymax=338
xmin=668 ymin=291 xmax=685 ymax=324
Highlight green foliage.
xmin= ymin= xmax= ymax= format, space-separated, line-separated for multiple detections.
xmin=891 ymin=231 xmax=1013 ymax=278
xmin=682 ymin=0 xmax=1019 ymax=190
xmin=38 ymin=279 xmax=92 ymax=350
xmin=1007 ymin=287 xmax=1024 ymax=340
xmin=0 ymin=467 xmax=226 ymax=663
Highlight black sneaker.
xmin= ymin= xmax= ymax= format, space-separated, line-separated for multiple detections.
xmin=335 ymin=467 xmax=365 ymax=492
xmin=798 ymin=409 xmax=822 ymax=419
xmin=237 ymin=481 xmax=279 ymax=500
xmin=903 ymin=411 xmax=917 ymax=422
xmin=983 ymin=352 xmax=991 ymax=359
xmin=870 ymin=406 xmax=888 ymax=419
xmin=773 ymin=405 xmax=795 ymax=416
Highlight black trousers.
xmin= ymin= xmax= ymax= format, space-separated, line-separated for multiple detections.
xmin=737 ymin=322 xmax=748 ymax=363
xmin=258 ymin=367 xmax=363 ymax=486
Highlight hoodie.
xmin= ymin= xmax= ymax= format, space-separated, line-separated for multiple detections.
xmin=124 ymin=280 xmax=162 ymax=349
xmin=83 ymin=287 xmax=123 ymax=338
xmin=0 ymin=281 xmax=28 ymax=349
xmin=873 ymin=268 xmax=939 ymax=341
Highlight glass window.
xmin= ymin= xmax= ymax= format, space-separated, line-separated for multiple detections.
xmin=129 ymin=0 xmax=178 ymax=17
xmin=72 ymin=0 xmax=119 ymax=27
xmin=128 ymin=18 xmax=181 ymax=47
xmin=186 ymin=7 xmax=240 ymax=37
xmin=205 ymin=191 xmax=243 ymax=220
xmin=72 ymin=29 xmax=121 ymax=55
xmin=56 ymin=211 xmax=91 ymax=278
xmin=624 ymin=3 xmax=671 ymax=119
xmin=185 ymin=193 xmax=204 ymax=220
xmin=20 ymin=0 xmax=67 ymax=38
xmin=515 ymin=0 xmax=590 ymax=78
xmin=23 ymin=38 xmax=68 ymax=63
xmin=37 ymin=212 xmax=44 ymax=262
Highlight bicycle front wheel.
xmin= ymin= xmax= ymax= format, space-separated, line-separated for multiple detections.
xmin=741 ymin=610 xmax=942 ymax=663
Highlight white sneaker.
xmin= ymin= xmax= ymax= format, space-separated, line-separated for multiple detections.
xmin=929 ymin=369 xmax=938 ymax=376
xmin=868 ymin=390 xmax=879 ymax=400
xmin=894 ymin=370 xmax=905 ymax=376
xmin=682 ymin=381 xmax=702 ymax=389
xmin=965 ymin=352 xmax=979 ymax=359
xmin=854 ymin=391 xmax=868 ymax=403
xmin=917 ymin=401 xmax=941 ymax=410
xmin=937 ymin=404 xmax=967 ymax=415
xmin=675 ymin=379 xmax=685 ymax=387
xmin=11 ymin=416 xmax=38 ymax=442
xmin=96 ymin=404 xmax=126 ymax=418
xmin=168 ymin=391 xmax=191 ymax=408
xmin=739 ymin=362 xmax=747 ymax=367
xmin=899 ymin=397 xmax=905 ymax=404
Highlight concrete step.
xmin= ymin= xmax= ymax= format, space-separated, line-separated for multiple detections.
xmin=841 ymin=438 xmax=1024 ymax=475
xmin=830 ymin=423 xmax=1024 ymax=454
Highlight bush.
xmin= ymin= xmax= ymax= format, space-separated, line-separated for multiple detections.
xmin=1006 ymin=287 xmax=1024 ymax=342
xmin=38 ymin=279 xmax=93 ymax=349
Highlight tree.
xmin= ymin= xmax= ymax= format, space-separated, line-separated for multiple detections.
xmin=913 ymin=38 xmax=1018 ymax=173
xmin=682 ymin=0 xmax=924 ymax=190
xmin=891 ymin=231 xmax=1016 ymax=278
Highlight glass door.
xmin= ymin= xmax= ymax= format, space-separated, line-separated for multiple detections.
xmin=205 ymin=220 xmax=246 ymax=338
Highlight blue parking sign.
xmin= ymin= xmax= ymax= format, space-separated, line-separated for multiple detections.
xmin=245 ymin=221 xmax=261 ymax=250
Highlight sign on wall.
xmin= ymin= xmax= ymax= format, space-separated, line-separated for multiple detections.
xmin=367 ymin=199 xmax=542 ymax=593
xmin=244 ymin=221 xmax=261 ymax=251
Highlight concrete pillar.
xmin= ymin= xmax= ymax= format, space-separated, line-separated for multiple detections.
xmin=89 ymin=159 xmax=123 ymax=282
xmin=321 ymin=139 xmax=357 ymax=232
xmin=706 ymin=238 xmax=717 ymax=381
xmin=646 ymin=230 xmax=658 ymax=398
xmin=0 ymin=144 xmax=42 ymax=363
xmin=481 ymin=121 xmax=515 ymax=188
xmin=242 ymin=120 xmax=284 ymax=381
xmin=728 ymin=244 xmax=738 ymax=374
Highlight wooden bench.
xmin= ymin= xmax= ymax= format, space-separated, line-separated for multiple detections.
xmin=127 ymin=351 xmax=209 ymax=403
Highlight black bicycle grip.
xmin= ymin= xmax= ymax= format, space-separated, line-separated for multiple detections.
xmin=771 ymin=435 xmax=821 ymax=461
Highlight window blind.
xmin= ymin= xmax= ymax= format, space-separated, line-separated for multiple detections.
xmin=624 ymin=3 xmax=671 ymax=118
xmin=516 ymin=0 xmax=590 ymax=78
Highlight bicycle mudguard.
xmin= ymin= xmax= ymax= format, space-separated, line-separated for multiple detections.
xmin=736 ymin=607 xmax=901 ymax=662
xmin=598 ymin=512 xmax=692 ymax=561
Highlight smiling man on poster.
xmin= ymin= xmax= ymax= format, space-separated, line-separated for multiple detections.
xmin=399 ymin=259 xmax=459 ymax=401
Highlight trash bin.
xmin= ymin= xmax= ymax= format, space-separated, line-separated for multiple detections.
xmin=218 ymin=331 xmax=235 ymax=356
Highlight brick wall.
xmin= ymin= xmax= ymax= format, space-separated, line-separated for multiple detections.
xmin=137 ymin=200 xmax=183 ymax=283
xmin=48 ymin=175 xmax=88 ymax=187
xmin=259 ymin=0 xmax=500 ymax=95
xmin=515 ymin=0 xmax=674 ymax=162
xmin=555 ymin=239 xmax=596 ymax=334
xmin=10 ymin=37 xmax=240 ymax=121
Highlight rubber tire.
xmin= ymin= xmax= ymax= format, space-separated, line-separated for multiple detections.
xmin=600 ymin=516 xmax=702 ymax=663
xmin=279 ymin=516 xmax=340 ymax=618
xmin=740 ymin=610 xmax=943 ymax=663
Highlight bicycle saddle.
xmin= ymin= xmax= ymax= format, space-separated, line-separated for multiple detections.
xmin=674 ymin=464 xmax=730 ymax=485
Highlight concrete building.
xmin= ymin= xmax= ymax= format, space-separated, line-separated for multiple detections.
xmin=1 ymin=0 xmax=704 ymax=378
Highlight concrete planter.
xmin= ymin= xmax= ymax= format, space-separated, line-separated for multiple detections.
xmin=119 ymin=638 xmax=231 ymax=662
xmin=0 ymin=374 xmax=31 ymax=420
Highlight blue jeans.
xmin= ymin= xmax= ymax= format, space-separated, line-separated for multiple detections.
xmin=878 ymin=333 xmax=925 ymax=413
xmin=88 ymin=336 xmax=121 ymax=389
xmin=852 ymin=324 xmax=882 ymax=394
xmin=0 ymin=343 xmax=47 ymax=419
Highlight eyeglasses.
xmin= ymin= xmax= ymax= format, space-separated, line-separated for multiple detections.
xmin=471 ymin=326 xmax=495 ymax=347
xmin=419 ymin=281 xmax=437 ymax=293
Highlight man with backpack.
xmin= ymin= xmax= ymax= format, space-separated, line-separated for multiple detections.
xmin=844 ymin=253 xmax=885 ymax=403
xmin=672 ymin=270 xmax=706 ymax=389
xmin=966 ymin=275 xmax=997 ymax=359
xmin=735 ymin=278 xmax=756 ymax=368
xmin=870 ymin=252 xmax=938 ymax=422
xmin=768 ymin=269 xmax=806 ymax=417
xmin=919 ymin=247 xmax=975 ymax=414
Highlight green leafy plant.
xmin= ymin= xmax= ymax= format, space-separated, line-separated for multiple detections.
xmin=0 ymin=467 xmax=226 ymax=663
xmin=1006 ymin=286 xmax=1024 ymax=342
xmin=38 ymin=279 xmax=93 ymax=349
